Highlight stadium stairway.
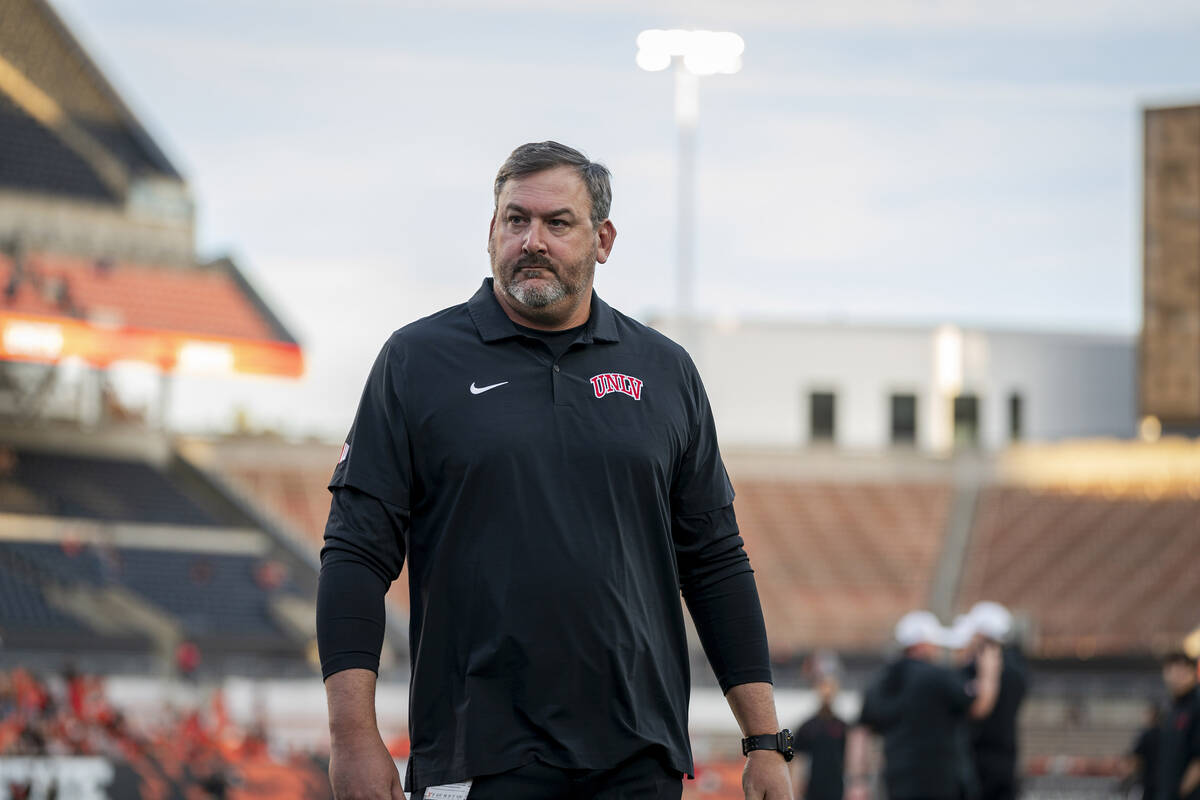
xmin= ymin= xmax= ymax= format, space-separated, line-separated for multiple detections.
xmin=41 ymin=574 xmax=180 ymax=661
xmin=928 ymin=467 xmax=983 ymax=620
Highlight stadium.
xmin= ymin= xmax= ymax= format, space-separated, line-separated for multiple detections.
xmin=1 ymin=0 xmax=1198 ymax=798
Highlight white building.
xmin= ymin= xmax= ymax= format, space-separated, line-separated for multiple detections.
xmin=654 ymin=319 xmax=1136 ymax=452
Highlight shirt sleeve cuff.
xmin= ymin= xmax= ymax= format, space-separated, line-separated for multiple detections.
xmin=719 ymin=668 xmax=775 ymax=695
xmin=321 ymin=653 xmax=381 ymax=681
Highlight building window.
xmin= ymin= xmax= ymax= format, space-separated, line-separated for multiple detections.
xmin=954 ymin=394 xmax=980 ymax=447
xmin=891 ymin=394 xmax=917 ymax=445
xmin=1009 ymin=392 xmax=1024 ymax=442
xmin=809 ymin=391 xmax=836 ymax=443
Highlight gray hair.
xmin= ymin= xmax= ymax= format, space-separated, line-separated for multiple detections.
xmin=493 ymin=141 xmax=612 ymax=228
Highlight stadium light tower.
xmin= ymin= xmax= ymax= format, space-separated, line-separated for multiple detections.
xmin=636 ymin=29 xmax=744 ymax=325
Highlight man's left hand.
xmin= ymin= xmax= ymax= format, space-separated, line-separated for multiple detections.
xmin=742 ymin=750 xmax=792 ymax=800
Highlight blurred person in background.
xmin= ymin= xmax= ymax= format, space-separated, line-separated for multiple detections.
xmin=959 ymin=602 xmax=1028 ymax=800
xmin=1156 ymin=651 xmax=1200 ymax=800
xmin=1122 ymin=702 xmax=1162 ymax=800
xmin=849 ymin=610 xmax=1000 ymax=800
xmin=790 ymin=665 xmax=847 ymax=800
xmin=943 ymin=616 xmax=980 ymax=800
xmin=318 ymin=141 xmax=791 ymax=800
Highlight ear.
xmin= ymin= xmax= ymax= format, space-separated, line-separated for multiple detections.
xmin=594 ymin=220 xmax=617 ymax=264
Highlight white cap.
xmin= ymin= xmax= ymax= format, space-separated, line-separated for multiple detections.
xmin=943 ymin=614 xmax=976 ymax=650
xmin=895 ymin=610 xmax=950 ymax=648
xmin=968 ymin=601 xmax=1013 ymax=642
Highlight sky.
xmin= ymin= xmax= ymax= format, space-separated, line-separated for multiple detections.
xmin=47 ymin=0 xmax=1200 ymax=439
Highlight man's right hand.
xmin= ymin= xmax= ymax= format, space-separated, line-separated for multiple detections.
xmin=325 ymin=668 xmax=404 ymax=800
xmin=329 ymin=729 xmax=404 ymax=800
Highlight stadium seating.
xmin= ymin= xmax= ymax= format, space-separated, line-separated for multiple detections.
xmin=0 ymin=442 xmax=314 ymax=656
xmin=0 ymin=92 xmax=114 ymax=201
xmin=0 ymin=0 xmax=180 ymax=191
xmin=732 ymin=480 xmax=953 ymax=653
xmin=115 ymin=548 xmax=290 ymax=639
xmin=216 ymin=456 xmax=414 ymax=612
xmin=957 ymin=485 xmax=1200 ymax=656
xmin=0 ymin=559 xmax=87 ymax=634
xmin=227 ymin=464 xmax=333 ymax=545
xmin=0 ymin=253 xmax=280 ymax=341
xmin=2 ymin=449 xmax=219 ymax=526
xmin=0 ymin=539 xmax=297 ymax=641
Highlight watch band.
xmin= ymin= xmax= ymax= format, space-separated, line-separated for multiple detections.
xmin=741 ymin=729 xmax=794 ymax=761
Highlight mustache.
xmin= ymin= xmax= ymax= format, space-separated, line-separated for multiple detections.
xmin=513 ymin=253 xmax=554 ymax=272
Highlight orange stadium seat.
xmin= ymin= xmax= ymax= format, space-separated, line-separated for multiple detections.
xmin=0 ymin=253 xmax=276 ymax=341
xmin=957 ymin=486 xmax=1200 ymax=657
xmin=733 ymin=481 xmax=953 ymax=653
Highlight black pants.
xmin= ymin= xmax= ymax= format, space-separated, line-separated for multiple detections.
xmin=414 ymin=749 xmax=683 ymax=800
xmin=975 ymin=752 xmax=1018 ymax=800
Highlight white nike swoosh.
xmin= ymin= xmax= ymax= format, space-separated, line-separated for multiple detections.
xmin=470 ymin=381 xmax=509 ymax=395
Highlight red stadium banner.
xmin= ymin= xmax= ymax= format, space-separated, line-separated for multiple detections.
xmin=0 ymin=311 xmax=303 ymax=378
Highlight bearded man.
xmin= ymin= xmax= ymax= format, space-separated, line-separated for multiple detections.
xmin=317 ymin=141 xmax=791 ymax=800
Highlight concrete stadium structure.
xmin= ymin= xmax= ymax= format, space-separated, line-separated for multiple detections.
xmin=656 ymin=319 xmax=1136 ymax=452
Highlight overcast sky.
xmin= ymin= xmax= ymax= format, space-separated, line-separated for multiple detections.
xmin=48 ymin=0 xmax=1200 ymax=439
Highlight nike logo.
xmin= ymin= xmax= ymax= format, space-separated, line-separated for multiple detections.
xmin=470 ymin=381 xmax=509 ymax=395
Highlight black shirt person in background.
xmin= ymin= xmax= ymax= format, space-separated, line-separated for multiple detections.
xmin=792 ymin=672 xmax=847 ymax=800
xmin=850 ymin=610 xmax=1001 ymax=800
xmin=957 ymin=602 xmax=1029 ymax=800
xmin=1122 ymin=703 xmax=1162 ymax=800
xmin=1156 ymin=651 xmax=1200 ymax=800
xmin=316 ymin=141 xmax=792 ymax=800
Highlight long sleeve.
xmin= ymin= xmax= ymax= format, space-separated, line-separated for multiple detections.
xmin=316 ymin=485 xmax=408 ymax=679
xmin=673 ymin=504 xmax=772 ymax=693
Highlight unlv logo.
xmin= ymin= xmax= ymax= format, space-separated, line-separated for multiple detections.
xmin=590 ymin=372 xmax=644 ymax=400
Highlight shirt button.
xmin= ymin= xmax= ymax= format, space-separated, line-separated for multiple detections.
xmin=553 ymin=364 xmax=561 ymax=373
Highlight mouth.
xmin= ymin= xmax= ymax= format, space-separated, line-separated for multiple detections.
xmin=514 ymin=265 xmax=554 ymax=279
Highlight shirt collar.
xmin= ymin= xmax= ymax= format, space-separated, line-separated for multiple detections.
xmin=467 ymin=278 xmax=620 ymax=345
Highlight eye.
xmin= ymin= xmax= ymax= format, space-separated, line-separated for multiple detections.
xmin=508 ymin=215 xmax=527 ymax=225
xmin=548 ymin=219 xmax=568 ymax=229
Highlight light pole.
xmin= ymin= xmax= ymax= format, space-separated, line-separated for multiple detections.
xmin=636 ymin=29 xmax=744 ymax=332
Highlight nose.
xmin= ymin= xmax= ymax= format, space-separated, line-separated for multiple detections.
xmin=522 ymin=221 xmax=548 ymax=255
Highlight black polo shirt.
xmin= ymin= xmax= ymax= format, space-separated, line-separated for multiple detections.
xmin=326 ymin=279 xmax=753 ymax=791
xmin=794 ymin=710 xmax=847 ymax=800
xmin=1157 ymin=686 xmax=1200 ymax=800
xmin=859 ymin=657 xmax=975 ymax=800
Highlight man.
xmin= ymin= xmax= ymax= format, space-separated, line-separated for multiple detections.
xmin=960 ymin=602 xmax=1028 ymax=800
xmin=1156 ymin=651 xmax=1200 ymax=800
xmin=791 ymin=672 xmax=847 ymax=800
xmin=317 ymin=141 xmax=793 ymax=800
xmin=1122 ymin=702 xmax=1162 ymax=800
xmin=850 ymin=610 xmax=1001 ymax=800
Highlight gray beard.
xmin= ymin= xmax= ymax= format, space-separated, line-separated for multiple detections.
xmin=505 ymin=276 xmax=569 ymax=308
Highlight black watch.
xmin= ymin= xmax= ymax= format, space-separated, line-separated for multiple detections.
xmin=741 ymin=729 xmax=794 ymax=762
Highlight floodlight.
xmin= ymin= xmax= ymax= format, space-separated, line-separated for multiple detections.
xmin=635 ymin=49 xmax=670 ymax=72
xmin=636 ymin=29 xmax=745 ymax=76
xmin=635 ymin=28 xmax=745 ymax=332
